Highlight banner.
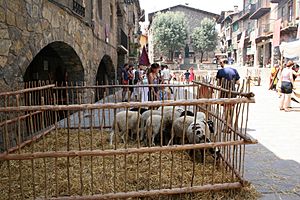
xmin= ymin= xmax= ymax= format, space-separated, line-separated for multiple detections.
xmin=238 ymin=31 xmax=246 ymax=49
xmin=139 ymin=46 xmax=150 ymax=66
xmin=273 ymin=19 xmax=282 ymax=47
xmin=297 ymin=21 xmax=300 ymax=39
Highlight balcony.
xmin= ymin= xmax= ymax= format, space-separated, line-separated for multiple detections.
xmin=238 ymin=4 xmax=256 ymax=21
xmin=257 ymin=24 xmax=273 ymax=37
xmin=72 ymin=0 xmax=85 ymax=17
xmin=281 ymin=19 xmax=298 ymax=33
xmin=249 ymin=0 xmax=271 ymax=19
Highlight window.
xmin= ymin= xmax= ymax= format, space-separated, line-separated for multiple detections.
xmin=110 ymin=3 xmax=113 ymax=28
xmin=72 ymin=0 xmax=85 ymax=17
xmin=233 ymin=22 xmax=239 ymax=32
xmin=98 ymin=0 xmax=102 ymax=20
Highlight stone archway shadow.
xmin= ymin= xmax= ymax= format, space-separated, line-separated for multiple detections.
xmin=24 ymin=41 xmax=84 ymax=86
xmin=95 ymin=55 xmax=115 ymax=102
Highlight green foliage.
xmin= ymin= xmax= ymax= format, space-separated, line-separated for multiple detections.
xmin=191 ymin=18 xmax=218 ymax=58
xmin=152 ymin=11 xmax=188 ymax=59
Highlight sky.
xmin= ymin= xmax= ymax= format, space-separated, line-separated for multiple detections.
xmin=140 ymin=0 xmax=243 ymax=24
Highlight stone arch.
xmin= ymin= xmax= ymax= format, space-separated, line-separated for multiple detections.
xmin=23 ymin=41 xmax=84 ymax=85
xmin=95 ymin=55 xmax=115 ymax=101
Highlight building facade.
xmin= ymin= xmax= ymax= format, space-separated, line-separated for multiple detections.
xmin=147 ymin=4 xmax=219 ymax=64
xmin=218 ymin=0 xmax=300 ymax=68
xmin=0 ymin=0 xmax=142 ymax=93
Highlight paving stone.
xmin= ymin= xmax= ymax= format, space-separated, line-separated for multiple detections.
xmin=243 ymin=81 xmax=300 ymax=199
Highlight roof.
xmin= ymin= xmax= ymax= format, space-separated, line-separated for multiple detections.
xmin=148 ymin=4 xmax=220 ymax=23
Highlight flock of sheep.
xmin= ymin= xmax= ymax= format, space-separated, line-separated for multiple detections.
xmin=109 ymin=106 xmax=220 ymax=162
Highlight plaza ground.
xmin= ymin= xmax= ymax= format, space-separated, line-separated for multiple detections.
xmin=238 ymin=67 xmax=300 ymax=200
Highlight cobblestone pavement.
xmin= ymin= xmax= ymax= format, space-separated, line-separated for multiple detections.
xmin=240 ymin=68 xmax=300 ymax=200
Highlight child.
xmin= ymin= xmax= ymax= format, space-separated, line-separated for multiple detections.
xmin=159 ymin=83 xmax=172 ymax=100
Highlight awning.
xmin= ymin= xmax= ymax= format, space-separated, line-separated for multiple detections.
xmin=279 ymin=40 xmax=300 ymax=58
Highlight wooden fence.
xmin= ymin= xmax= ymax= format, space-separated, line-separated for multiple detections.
xmin=0 ymin=78 xmax=257 ymax=199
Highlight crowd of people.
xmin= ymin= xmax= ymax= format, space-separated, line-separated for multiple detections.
xmin=120 ymin=63 xmax=197 ymax=102
xmin=269 ymin=60 xmax=300 ymax=112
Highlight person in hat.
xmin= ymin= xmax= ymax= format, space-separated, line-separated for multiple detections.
xmin=279 ymin=60 xmax=294 ymax=112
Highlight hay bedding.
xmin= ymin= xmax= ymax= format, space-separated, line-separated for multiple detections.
xmin=0 ymin=129 xmax=259 ymax=200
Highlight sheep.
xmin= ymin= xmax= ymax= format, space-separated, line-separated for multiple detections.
xmin=140 ymin=110 xmax=162 ymax=141
xmin=129 ymin=107 xmax=148 ymax=115
xmin=179 ymin=110 xmax=195 ymax=117
xmin=145 ymin=115 xmax=163 ymax=146
xmin=110 ymin=111 xmax=141 ymax=145
xmin=195 ymin=111 xmax=206 ymax=121
xmin=170 ymin=115 xmax=220 ymax=162
xmin=171 ymin=116 xmax=207 ymax=145
xmin=160 ymin=109 xmax=185 ymax=145
xmin=158 ymin=106 xmax=184 ymax=113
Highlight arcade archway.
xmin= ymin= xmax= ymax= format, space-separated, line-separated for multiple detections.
xmin=24 ymin=41 xmax=84 ymax=85
xmin=95 ymin=55 xmax=115 ymax=101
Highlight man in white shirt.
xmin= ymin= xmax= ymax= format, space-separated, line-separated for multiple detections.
xmin=161 ymin=65 xmax=171 ymax=84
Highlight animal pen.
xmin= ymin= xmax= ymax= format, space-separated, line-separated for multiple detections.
xmin=0 ymin=79 xmax=257 ymax=199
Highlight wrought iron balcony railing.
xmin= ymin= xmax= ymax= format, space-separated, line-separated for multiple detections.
xmin=73 ymin=0 xmax=85 ymax=17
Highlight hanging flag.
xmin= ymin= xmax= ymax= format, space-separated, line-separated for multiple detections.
xmin=297 ymin=21 xmax=300 ymax=39
xmin=273 ymin=19 xmax=282 ymax=47
xmin=238 ymin=31 xmax=246 ymax=49
xmin=105 ymin=24 xmax=109 ymax=43
xmin=139 ymin=46 xmax=150 ymax=66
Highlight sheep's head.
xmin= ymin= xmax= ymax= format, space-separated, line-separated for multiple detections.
xmin=187 ymin=122 xmax=206 ymax=143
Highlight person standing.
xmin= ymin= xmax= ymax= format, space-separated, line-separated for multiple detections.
xmin=279 ymin=60 xmax=294 ymax=112
xmin=161 ymin=65 xmax=171 ymax=84
xmin=216 ymin=59 xmax=240 ymax=98
xmin=184 ymin=70 xmax=190 ymax=84
xmin=121 ymin=63 xmax=129 ymax=102
xmin=189 ymin=67 xmax=195 ymax=83
xmin=269 ymin=64 xmax=279 ymax=90
xmin=133 ymin=64 xmax=143 ymax=101
xmin=216 ymin=59 xmax=240 ymax=127
xmin=128 ymin=64 xmax=134 ymax=100
xmin=147 ymin=63 xmax=160 ymax=101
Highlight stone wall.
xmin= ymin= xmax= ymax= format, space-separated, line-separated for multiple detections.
xmin=0 ymin=0 xmax=118 ymax=92
xmin=171 ymin=6 xmax=218 ymax=33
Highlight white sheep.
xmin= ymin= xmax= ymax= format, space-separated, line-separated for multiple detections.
xmin=171 ymin=116 xmax=220 ymax=162
xmin=170 ymin=116 xmax=209 ymax=145
xmin=110 ymin=111 xmax=141 ymax=145
xmin=195 ymin=111 xmax=206 ymax=121
xmin=145 ymin=115 xmax=163 ymax=146
xmin=140 ymin=110 xmax=162 ymax=141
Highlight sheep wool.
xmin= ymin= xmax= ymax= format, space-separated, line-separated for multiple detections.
xmin=110 ymin=111 xmax=141 ymax=145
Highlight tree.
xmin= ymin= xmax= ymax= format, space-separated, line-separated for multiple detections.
xmin=191 ymin=18 xmax=218 ymax=63
xmin=152 ymin=12 xmax=188 ymax=61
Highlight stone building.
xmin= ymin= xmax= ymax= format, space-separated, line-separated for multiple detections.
xmin=0 ymin=0 xmax=142 ymax=94
xmin=147 ymin=4 xmax=219 ymax=64
xmin=218 ymin=0 xmax=300 ymax=67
